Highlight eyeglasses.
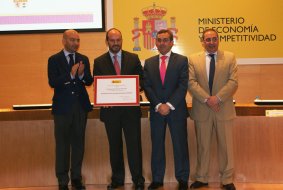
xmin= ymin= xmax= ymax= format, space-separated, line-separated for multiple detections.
xmin=156 ymin=38 xmax=171 ymax=43
xmin=204 ymin=37 xmax=218 ymax=43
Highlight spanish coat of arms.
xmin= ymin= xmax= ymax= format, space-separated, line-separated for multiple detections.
xmin=132 ymin=3 xmax=178 ymax=51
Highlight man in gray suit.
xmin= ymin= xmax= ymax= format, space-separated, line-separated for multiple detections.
xmin=188 ymin=28 xmax=238 ymax=190
xmin=143 ymin=29 xmax=190 ymax=190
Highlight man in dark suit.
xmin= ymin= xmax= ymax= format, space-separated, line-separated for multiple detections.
xmin=93 ymin=28 xmax=145 ymax=190
xmin=48 ymin=29 xmax=93 ymax=190
xmin=143 ymin=29 xmax=190 ymax=190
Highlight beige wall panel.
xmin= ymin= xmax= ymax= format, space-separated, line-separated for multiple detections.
xmin=233 ymin=117 xmax=283 ymax=182
xmin=1 ymin=115 xmax=283 ymax=188
xmin=0 ymin=33 xmax=283 ymax=108
xmin=0 ymin=33 xmax=107 ymax=108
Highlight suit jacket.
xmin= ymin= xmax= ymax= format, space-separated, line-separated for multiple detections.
xmin=143 ymin=52 xmax=189 ymax=120
xmin=188 ymin=49 xmax=238 ymax=121
xmin=48 ymin=50 xmax=93 ymax=115
xmin=93 ymin=50 xmax=144 ymax=122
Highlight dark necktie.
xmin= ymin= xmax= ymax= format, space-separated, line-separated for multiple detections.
xmin=208 ymin=54 xmax=215 ymax=95
xmin=113 ymin=55 xmax=121 ymax=75
xmin=68 ymin=54 xmax=75 ymax=67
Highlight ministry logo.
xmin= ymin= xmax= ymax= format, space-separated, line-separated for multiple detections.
xmin=132 ymin=3 xmax=178 ymax=51
xmin=13 ymin=0 xmax=28 ymax=8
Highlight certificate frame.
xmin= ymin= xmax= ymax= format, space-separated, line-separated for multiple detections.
xmin=93 ymin=75 xmax=140 ymax=106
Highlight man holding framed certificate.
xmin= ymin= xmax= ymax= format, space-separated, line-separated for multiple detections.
xmin=93 ymin=28 xmax=145 ymax=190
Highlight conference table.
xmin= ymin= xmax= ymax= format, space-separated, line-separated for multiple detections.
xmin=0 ymin=104 xmax=283 ymax=188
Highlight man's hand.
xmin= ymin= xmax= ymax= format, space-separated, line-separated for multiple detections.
xmin=206 ymin=96 xmax=220 ymax=112
xmin=77 ymin=61 xmax=85 ymax=76
xmin=71 ymin=63 xmax=79 ymax=77
xmin=71 ymin=61 xmax=84 ymax=77
xmin=158 ymin=103 xmax=170 ymax=116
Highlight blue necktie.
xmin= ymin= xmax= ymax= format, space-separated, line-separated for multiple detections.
xmin=208 ymin=54 xmax=215 ymax=95
xmin=68 ymin=54 xmax=75 ymax=67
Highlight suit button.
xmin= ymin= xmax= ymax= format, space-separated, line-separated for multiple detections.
xmin=73 ymin=82 xmax=76 ymax=84
xmin=72 ymin=92 xmax=74 ymax=94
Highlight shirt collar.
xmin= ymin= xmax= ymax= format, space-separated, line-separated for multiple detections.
xmin=109 ymin=50 xmax=122 ymax=58
xmin=159 ymin=51 xmax=172 ymax=59
xmin=205 ymin=51 xmax=218 ymax=57
xmin=63 ymin=49 xmax=75 ymax=57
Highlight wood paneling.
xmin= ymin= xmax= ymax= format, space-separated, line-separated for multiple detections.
xmin=0 ymin=33 xmax=283 ymax=108
xmin=0 ymin=32 xmax=106 ymax=109
xmin=1 ymin=114 xmax=283 ymax=188
xmin=2 ymin=104 xmax=283 ymax=122
xmin=235 ymin=65 xmax=283 ymax=103
xmin=2 ymin=183 xmax=283 ymax=190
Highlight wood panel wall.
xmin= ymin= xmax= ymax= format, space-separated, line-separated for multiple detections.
xmin=0 ymin=33 xmax=282 ymax=109
xmin=0 ymin=33 xmax=106 ymax=108
xmin=1 ymin=117 xmax=283 ymax=188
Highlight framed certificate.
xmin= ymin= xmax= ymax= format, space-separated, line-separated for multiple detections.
xmin=93 ymin=75 xmax=140 ymax=106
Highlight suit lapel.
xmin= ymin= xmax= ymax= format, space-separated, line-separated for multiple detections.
xmin=105 ymin=52 xmax=117 ymax=75
xmin=120 ymin=51 xmax=127 ymax=75
xmin=199 ymin=52 xmax=209 ymax=90
xmin=213 ymin=50 xmax=224 ymax=84
xmin=74 ymin=53 xmax=80 ymax=64
xmin=59 ymin=50 xmax=70 ymax=72
xmin=164 ymin=53 xmax=176 ymax=85
xmin=153 ymin=55 xmax=162 ymax=85
xmin=148 ymin=55 xmax=162 ymax=84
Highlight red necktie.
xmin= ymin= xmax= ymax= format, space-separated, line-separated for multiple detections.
xmin=113 ymin=55 xmax=120 ymax=75
xmin=160 ymin=55 xmax=167 ymax=85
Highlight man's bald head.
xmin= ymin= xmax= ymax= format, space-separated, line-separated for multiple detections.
xmin=62 ymin=29 xmax=80 ymax=53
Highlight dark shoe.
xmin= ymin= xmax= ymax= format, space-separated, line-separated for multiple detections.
xmin=223 ymin=183 xmax=236 ymax=190
xmin=107 ymin=181 xmax=124 ymax=190
xmin=135 ymin=182 xmax=145 ymax=190
xmin=178 ymin=180 xmax=188 ymax=190
xmin=71 ymin=179 xmax=86 ymax=190
xmin=148 ymin=182 xmax=163 ymax=190
xmin=59 ymin=185 xmax=69 ymax=190
xmin=190 ymin=181 xmax=208 ymax=189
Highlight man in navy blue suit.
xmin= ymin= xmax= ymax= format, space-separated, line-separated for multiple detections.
xmin=48 ymin=29 xmax=93 ymax=190
xmin=143 ymin=29 xmax=190 ymax=190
